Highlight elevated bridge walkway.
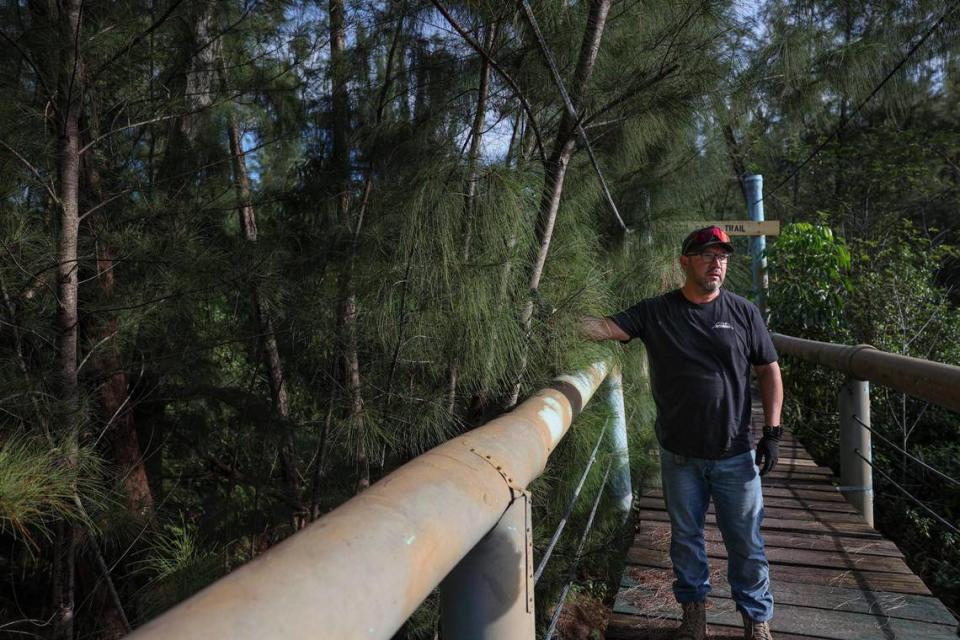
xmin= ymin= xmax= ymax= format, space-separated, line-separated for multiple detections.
xmin=607 ymin=401 xmax=958 ymax=639
xmin=124 ymin=334 xmax=959 ymax=639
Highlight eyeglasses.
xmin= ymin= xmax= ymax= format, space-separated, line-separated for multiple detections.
xmin=689 ymin=252 xmax=730 ymax=264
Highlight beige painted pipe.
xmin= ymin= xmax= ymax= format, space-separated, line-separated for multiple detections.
xmin=772 ymin=333 xmax=960 ymax=413
xmin=128 ymin=362 xmax=609 ymax=640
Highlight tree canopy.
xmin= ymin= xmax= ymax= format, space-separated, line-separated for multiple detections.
xmin=1 ymin=0 xmax=958 ymax=636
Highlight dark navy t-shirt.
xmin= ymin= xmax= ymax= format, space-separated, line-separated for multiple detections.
xmin=609 ymin=289 xmax=777 ymax=459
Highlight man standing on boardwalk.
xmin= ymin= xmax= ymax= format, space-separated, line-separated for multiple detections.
xmin=582 ymin=225 xmax=784 ymax=640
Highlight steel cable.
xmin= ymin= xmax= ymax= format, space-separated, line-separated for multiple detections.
xmin=534 ymin=426 xmax=606 ymax=585
xmin=854 ymin=450 xmax=959 ymax=536
xmin=544 ymin=463 xmax=612 ymax=640
xmin=853 ymin=416 xmax=960 ymax=489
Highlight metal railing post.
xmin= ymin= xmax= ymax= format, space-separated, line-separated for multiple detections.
xmin=439 ymin=493 xmax=535 ymax=639
xmin=838 ymin=378 xmax=873 ymax=527
xmin=606 ymin=368 xmax=633 ymax=516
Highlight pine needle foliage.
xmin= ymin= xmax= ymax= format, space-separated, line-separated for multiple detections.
xmin=135 ymin=517 xmax=227 ymax=620
xmin=0 ymin=432 xmax=106 ymax=550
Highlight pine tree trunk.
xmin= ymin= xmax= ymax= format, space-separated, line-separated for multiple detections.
xmin=508 ymin=0 xmax=612 ymax=407
xmin=330 ymin=0 xmax=351 ymax=219
xmin=97 ymin=247 xmax=155 ymax=516
xmin=53 ymin=1 xmax=82 ymax=635
xmin=227 ymin=112 xmax=303 ymax=526
xmin=338 ymin=181 xmax=373 ymax=492
xmin=157 ymin=0 xmax=219 ymax=186
xmin=179 ymin=0 xmax=219 ymax=144
xmin=722 ymin=123 xmax=749 ymax=208
xmin=329 ymin=0 xmax=369 ymax=492
xmin=312 ymin=6 xmax=406 ymax=510
xmin=447 ymin=21 xmax=498 ymax=416
xmin=84 ymin=91 xmax=155 ymax=520
xmin=461 ymin=21 xmax=498 ymax=263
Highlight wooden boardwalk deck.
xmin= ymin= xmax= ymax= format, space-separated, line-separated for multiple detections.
xmin=606 ymin=406 xmax=959 ymax=639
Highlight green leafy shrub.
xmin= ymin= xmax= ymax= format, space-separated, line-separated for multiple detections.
xmin=766 ymin=220 xmax=852 ymax=341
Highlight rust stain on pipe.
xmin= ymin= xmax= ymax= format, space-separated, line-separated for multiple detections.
xmin=128 ymin=362 xmax=609 ymax=640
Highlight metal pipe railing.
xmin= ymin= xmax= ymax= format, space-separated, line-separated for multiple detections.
xmin=771 ymin=333 xmax=960 ymax=528
xmin=128 ymin=362 xmax=612 ymax=640
xmin=772 ymin=333 xmax=960 ymax=413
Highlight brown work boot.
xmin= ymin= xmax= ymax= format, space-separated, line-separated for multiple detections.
xmin=675 ymin=600 xmax=706 ymax=640
xmin=742 ymin=612 xmax=774 ymax=640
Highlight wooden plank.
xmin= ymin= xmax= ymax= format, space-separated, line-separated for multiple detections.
xmin=606 ymin=612 xmax=813 ymax=640
xmin=761 ymin=468 xmax=835 ymax=481
xmin=645 ymin=486 xmax=852 ymax=504
xmin=637 ymin=497 xmax=866 ymax=524
xmin=636 ymin=519 xmax=903 ymax=557
xmin=619 ymin=570 xmax=957 ymax=625
xmin=752 ymin=496 xmax=860 ymax=513
xmin=624 ymin=548 xmax=931 ymax=595
xmin=776 ymin=443 xmax=815 ymax=452
xmin=755 ymin=480 xmax=845 ymax=493
xmin=628 ymin=533 xmax=914 ymax=574
xmin=771 ymin=454 xmax=818 ymax=465
xmin=638 ymin=509 xmax=881 ymax=537
xmin=612 ymin=593 xmax=958 ymax=639
xmin=775 ymin=457 xmax=819 ymax=467
xmin=640 ymin=491 xmax=862 ymax=510
xmin=760 ymin=486 xmax=849 ymax=502
xmin=638 ymin=521 xmax=903 ymax=558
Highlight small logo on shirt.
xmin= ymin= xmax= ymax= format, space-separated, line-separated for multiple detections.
xmin=713 ymin=321 xmax=734 ymax=330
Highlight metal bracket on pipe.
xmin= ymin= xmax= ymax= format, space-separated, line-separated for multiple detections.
xmin=467 ymin=445 xmax=523 ymax=493
xmin=466 ymin=443 xmax=536 ymax=614
xmin=514 ymin=489 xmax=534 ymax=614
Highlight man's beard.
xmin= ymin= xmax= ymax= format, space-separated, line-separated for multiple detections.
xmin=696 ymin=272 xmax=723 ymax=292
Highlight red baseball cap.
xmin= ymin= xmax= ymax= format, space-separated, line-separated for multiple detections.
xmin=681 ymin=225 xmax=734 ymax=255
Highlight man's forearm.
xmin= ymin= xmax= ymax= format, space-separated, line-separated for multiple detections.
xmin=757 ymin=362 xmax=783 ymax=426
xmin=581 ymin=316 xmax=629 ymax=341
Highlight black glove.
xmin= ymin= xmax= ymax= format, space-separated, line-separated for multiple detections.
xmin=755 ymin=426 xmax=782 ymax=476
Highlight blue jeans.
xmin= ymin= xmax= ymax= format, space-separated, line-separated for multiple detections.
xmin=660 ymin=447 xmax=773 ymax=622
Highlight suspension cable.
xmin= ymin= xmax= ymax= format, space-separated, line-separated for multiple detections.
xmin=534 ymin=426 xmax=606 ymax=585
xmin=853 ymin=416 xmax=960 ymax=489
xmin=544 ymin=463 xmax=611 ymax=640
xmin=519 ymin=0 xmax=630 ymax=233
xmin=854 ymin=450 xmax=960 ymax=536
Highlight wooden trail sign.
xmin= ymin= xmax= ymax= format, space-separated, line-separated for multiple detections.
xmin=665 ymin=220 xmax=781 ymax=236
